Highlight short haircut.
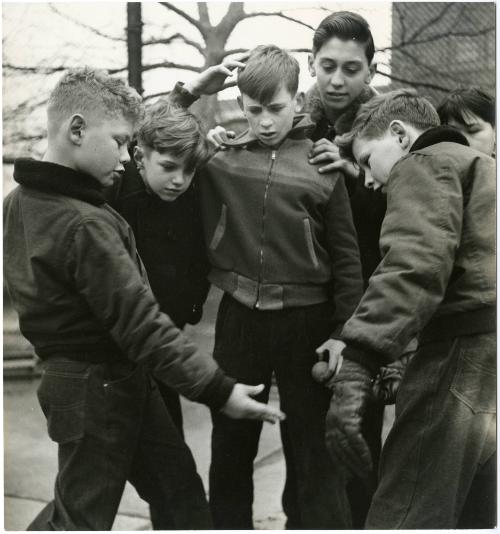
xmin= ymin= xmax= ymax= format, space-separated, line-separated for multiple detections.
xmin=47 ymin=67 xmax=143 ymax=132
xmin=312 ymin=11 xmax=375 ymax=63
xmin=237 ymin=45 xmax=300 ymax=104
xmin=336 ymin=88 xmax=440 ymax=160
xmin=437 ymin=86 xmax=495 ymax=127
xmin=136 ymin=99 xmax=209 ymax=172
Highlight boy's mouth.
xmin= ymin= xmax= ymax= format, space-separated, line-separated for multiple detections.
xmin=259 ymin=132 xmax=277 ymax=140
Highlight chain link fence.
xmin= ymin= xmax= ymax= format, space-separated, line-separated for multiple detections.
xmin=383 ymin=2 xmax=495 ymax=106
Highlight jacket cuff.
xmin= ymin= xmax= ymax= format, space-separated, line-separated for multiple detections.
xmin=196 ymin=368 xmax=236 ymax=410
xmin=169 ymin=82 xmax=199 ymax=109
xmin=329 ymin=323 xmax=344 ymax=338
xmin=341 ymin=344 xmax=385 ymax=377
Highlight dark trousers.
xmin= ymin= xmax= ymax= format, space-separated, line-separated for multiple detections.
xmin=209 ymin=294 xmax=382 ymax=529
xmin=366 ymin=332 xmax=496 ymax=528
xmin=28 ymin=358 xmax=211 ymax=531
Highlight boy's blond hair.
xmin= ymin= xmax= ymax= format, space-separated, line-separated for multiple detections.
xmin=336 ymin=88 xmax=440 ymax=160
xmin=47 ymin=67 xmax=143 ymax=133
xmin=136 ymin=99 xmax=209 ymax=172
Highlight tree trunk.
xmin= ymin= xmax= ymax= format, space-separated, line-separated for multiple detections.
xmin=127 ymin=3 xmax=143 ymax=94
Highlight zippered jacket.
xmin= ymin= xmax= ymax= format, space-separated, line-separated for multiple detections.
xmin=3 ymin=158 xmax=234 ymax=409
xmin=199 ymin=114 xmax=363 ymax=332
xmin=340 ymin=127 xmax=496 ymax=370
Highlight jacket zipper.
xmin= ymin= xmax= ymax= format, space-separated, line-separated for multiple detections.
xmin=255 ymin=150 xmax=277 ymax=309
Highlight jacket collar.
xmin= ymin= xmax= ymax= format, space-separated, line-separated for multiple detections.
xmin=410 ymin=125 xmax=469 ymax=152
xmin=13 ymin=158 xmax=107 ymax=206
xmin=222 ymin=114 xmax=315 ymax=148
xmin=304 ymin=83 xmax=378 ymax=137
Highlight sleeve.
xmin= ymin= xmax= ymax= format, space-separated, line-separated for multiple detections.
xmin=324 ymin=175 xmax=364 ymax=335
xmin=168 ymin=82 xmax=199 ymax=109
xmin=340 ymin=154 xmax=464 ymax=369
xmin=68 ymin=216 xmax=234 ymax=409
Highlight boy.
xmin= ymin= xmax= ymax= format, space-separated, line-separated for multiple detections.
xmin=326 ymin=89 xmax=495 ymax=528
xmin=106 ymin=97 xmax=210 ymax=530
xmin=3 ymin=67 xmax=284 ymax=531
xmin=199 ymin=45 xmax=363 ymax=529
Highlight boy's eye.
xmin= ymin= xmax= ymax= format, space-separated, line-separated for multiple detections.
xmin=247 ymin=107 xmax=261 ymax=115
xmin=343 ymin=65 xmax=362 ymax=75
xmin=269 ymin=105 xmax=285 ymax=113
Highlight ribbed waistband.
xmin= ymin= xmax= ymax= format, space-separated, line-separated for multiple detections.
xmin=420 ymin=306 xmax=496 ymax=344
xmin=209 ymin=269 xmax=329 ymax=310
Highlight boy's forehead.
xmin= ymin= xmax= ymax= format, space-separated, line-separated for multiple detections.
xmin=242 ymin=84 xmax=295 ymax=106
xmin=316 ymin=37 xmax=369 ymax=65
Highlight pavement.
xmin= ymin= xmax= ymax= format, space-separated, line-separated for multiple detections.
xmin=3 ymin=288 xmax=287 ymax=531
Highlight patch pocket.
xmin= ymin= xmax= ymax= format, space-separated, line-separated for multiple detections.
xmin=303 ymin=218 xmax=319 ymax=269
xmin=450 ymin=346 xmax=496 ymax=414
xmin=37 ymin=368 xmax=89 ymax=444
xmin=209 ymin=204 xmax=227 ymax=250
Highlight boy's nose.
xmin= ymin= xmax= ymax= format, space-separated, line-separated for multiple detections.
xmin=329 ymin=69 xmax=345 ymax=88
xmin=364 ymin=171 xmax=375 ymax=189
xmin=119 ymin=145 xmax=131 ymax=164
xmin=260 ymin=116 xmax=273 ymax=129
xmin=172 ymin=172 xmax=185 ymax=186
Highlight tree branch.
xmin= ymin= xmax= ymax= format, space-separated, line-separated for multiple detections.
xmin=48 ymin=3 xmax=125 ymax=41
xmin=143 ymin=33 xmax=205 ymax=56
xmin=242 ymin=11 xmax=315 ymax=31
xmin=407 ymin=3 xmax=455 ymax=43
xmin=222 ymin=46 xmax=311 ymax=58
xmin=159 ymin=2 xmax=203 ymax=33
xmin=197 ymin=2 xmax=211 ymax=28
xmin=375 ymin=69 xmax=450 ymax=93
xmin=141 ymin=61 xmax=202 ymax=73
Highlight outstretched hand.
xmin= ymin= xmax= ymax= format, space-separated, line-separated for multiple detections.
xmin=221 ymin=383 xmax=285 ymax=424
xmin=207 ymin=125 xmax=236 ymax=149
xmin=184 ymin=54 xmax=249 ymax=97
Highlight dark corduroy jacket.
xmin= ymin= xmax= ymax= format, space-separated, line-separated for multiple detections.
xmin=3 ymin=158 xmax=234 ymax=409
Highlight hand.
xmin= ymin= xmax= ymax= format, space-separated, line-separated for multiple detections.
xmin=207 ymin=125 xmax=236 ymax=149
xmin=308 ymin=138 xmax=359 ymax=180
xmin=221 ymin=383 xmax=286 ymax=424
xmin=325 ymin=359 xmax=375 ymax=479
xmin=372 ymin=351 xmax=414 ymax=404
xmin=184 ymin=55 xmax=248 ymax=97
xmin=312 ymin=338 xmax=345 ymax=383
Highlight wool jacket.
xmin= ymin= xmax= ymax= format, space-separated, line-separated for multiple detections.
xmin=199 ymin=114 xmax=363 ymax=332
xmin=3 ymin=158 xmax=234 ymax=409
xmin=340 ymin=126 xmax=496 ymax=372
xmin=304 ymin=84 xmax=387 ymax=286
xmin=106 ymin=162 xmax=210 ymax=329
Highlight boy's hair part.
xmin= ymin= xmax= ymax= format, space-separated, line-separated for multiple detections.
xmin=437 ymin=86 xmax=495 ymax=128
xmin=47 ymin=67 xmax=143 ymax=133
xmin=312 ymin=11 xmax=375 ymax=63
xmin=336 ymin=88 xmax=440 ymax=160
xmin=136 ymin=100 xmax=210 ymax=172
xmin=237 ymin=45 xmax=300 ymax=104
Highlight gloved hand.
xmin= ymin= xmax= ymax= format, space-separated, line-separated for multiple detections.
xmin=372 ymin=351 xmax=414 ymax=404
xmin=325 ymin=358 xmax=375 ymax=479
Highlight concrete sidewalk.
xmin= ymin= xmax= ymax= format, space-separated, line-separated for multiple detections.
xmin=3 ymin=288 xmax=287 ymax=530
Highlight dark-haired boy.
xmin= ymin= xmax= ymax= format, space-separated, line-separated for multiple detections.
xmin=3 ymin=66 xmax=284 ymax=531
xmin=327 ymin=89 xmax=496 ymax=528
xmin=200 ymin=45 xmax=363 ymax=529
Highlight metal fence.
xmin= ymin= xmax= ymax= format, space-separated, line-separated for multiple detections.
xmin=383 ymin=2 xmax=495 ymax=106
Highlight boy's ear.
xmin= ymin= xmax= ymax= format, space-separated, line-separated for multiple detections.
xmin=308 ymin=54 xmax=316 ymax=77
xmin=389 ymin=120 xmax=411 ymax=150
xmin=133 ymin=145 xmax=144 ymax=170
xmin=294 ymin=91 xmax=305 ymax=113
xmin=366 ymin=62 xmax=377 ymax=84
xmin=68 ymin=114 xmax=86 ymax=146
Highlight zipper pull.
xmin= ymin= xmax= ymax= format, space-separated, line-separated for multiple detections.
xmin=271 ymin=150 xmax=276 ymax=160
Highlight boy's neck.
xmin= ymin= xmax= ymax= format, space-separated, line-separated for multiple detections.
xmin=43 ymin=146 xmax=76 ymax=171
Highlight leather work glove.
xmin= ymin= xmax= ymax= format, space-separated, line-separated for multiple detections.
xmin=325 ymin=358 xmax=375 ymax=479
xmin=372 ymin=339 xmax=416 ymax=405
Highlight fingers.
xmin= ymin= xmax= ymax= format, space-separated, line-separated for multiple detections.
xmin=309 ymin=138 xmax=339 ymax=157
xmin=221 ymin=59 xmax=246 ymax=71
xmin=207 ymin=126 xmax=234 ymax=149
xmin=246 ymin=383 xmax=265 ymax=397
xmin=246 ymin=399 xmax=286 ymax=424
xmin=318 ymin=160 xmax=346 ymax=174
xmin=309 ymin=151 xmax=341 ymax=165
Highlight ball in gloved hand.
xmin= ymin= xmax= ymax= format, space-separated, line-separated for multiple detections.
xmin=311 ymin=361 xmax=334 ymax=383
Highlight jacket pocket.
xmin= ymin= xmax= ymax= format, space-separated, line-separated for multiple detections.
xmin=209 ymin=204 xmax=227 ymax=251
xmin=37 ymin=362 xmax=90 ymax=444
xmin=450 ymin=334 xmax=496 ymax=414
xmin=303 ymin=217 xmax=319 ymax=269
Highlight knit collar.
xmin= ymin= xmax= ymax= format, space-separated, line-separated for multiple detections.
xmin=13 ymin=158 xmax=107 ymax=206
xmin=222 ymin=113 xmax=315 ymax=148
xmin=305 ymin=83 xmax=378 ymax=137
xmin=410 ymin=125 xmax=469 ymax=152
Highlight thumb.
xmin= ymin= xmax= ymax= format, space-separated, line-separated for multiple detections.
xmin=246 ymin=383 xmax=265 ymax=397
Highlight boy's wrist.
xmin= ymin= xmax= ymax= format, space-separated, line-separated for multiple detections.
xmin=171 ymin=82 xmax=199 ymax=108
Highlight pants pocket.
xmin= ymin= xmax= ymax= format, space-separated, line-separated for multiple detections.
xmin=37 ymin=361 xmax=91 ymax=444
xmin=450 ymin=334 xmax=496 ymax=414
